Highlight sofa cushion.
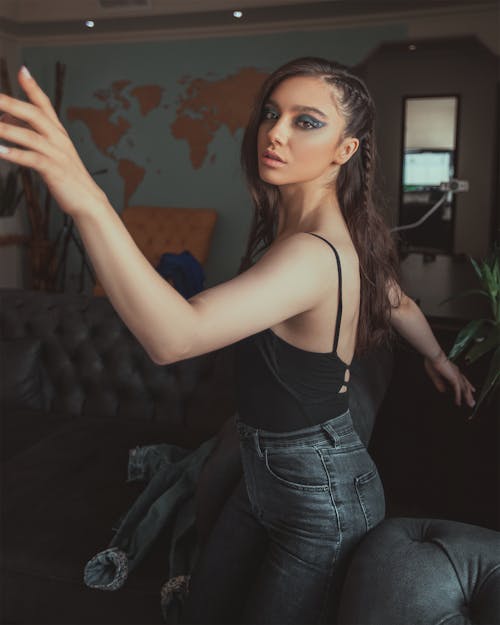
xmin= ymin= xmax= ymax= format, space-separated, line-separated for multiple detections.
xmin=0 ymin=408 xmax=68 ymax=462
xmin=0 ymin=337 xmax=44 ymax=411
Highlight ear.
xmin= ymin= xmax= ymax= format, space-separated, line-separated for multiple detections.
xmin=333 ymin=137 xmax=360 ymax=165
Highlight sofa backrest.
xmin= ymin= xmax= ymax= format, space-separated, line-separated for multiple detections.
xmin=0 ymin=289 xmax=231 ymax=431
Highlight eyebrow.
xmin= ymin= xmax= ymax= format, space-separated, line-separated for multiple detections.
xmin=265 ymin=99 xmax=328 ymax=120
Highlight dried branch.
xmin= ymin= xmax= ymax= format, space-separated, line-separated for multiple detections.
xmin=0 ymin=57 xmax=12 ymax=93
xmin=42 ymin=61 xmax=66 ymax=238
xmin=0 ymin=234 xmax=30 ymax=246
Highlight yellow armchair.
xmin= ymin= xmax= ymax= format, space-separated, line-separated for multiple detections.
xmin=93 ymin=206 xmax=217 ymax=296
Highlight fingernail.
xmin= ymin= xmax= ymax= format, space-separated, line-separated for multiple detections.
xmin=21 ymin=65 xmax=31 ymax=79
xmin=0 ymin=145 xmax=10 ymax=154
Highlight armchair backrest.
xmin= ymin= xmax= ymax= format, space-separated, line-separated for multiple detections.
xmin=94 ymin=206 xmax=217 ymax=296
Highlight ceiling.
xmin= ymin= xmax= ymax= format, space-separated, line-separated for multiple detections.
xmin=0 ymin=0 xmax=494 ymax=39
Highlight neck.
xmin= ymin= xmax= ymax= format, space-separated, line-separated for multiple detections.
xmin=275 ymin=182 xmax=344 ymax=239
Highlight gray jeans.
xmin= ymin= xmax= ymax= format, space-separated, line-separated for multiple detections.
xmin=180 ymin=408 xmax=386 ymax=624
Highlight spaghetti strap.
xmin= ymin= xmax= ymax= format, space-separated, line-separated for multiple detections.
xmin=306 ymin=232 xmax=343 ymax=354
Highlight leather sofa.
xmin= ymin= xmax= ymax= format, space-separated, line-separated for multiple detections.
xmin=1 ymin=288 xmax=499 ymax=625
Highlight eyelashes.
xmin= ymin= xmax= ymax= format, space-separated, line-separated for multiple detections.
xmin=261 ymin=108 xmax=325 ymax=130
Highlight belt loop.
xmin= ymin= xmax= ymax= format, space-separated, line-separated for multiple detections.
xmin=254 ymin=429 xmax=264 ymax=459
xmin=237 ymin=422 xmax=264 ymax=458
xmin=321 ymin=423 xmax=340 ymax=447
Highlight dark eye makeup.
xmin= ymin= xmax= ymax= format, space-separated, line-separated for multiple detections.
xmin=261 ymin=107 xmax=325 ymax=130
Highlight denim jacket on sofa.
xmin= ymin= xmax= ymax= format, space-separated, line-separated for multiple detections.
xmin=83 ymin=435 xmax=218 ymax=622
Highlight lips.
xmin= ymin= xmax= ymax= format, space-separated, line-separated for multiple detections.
xmin=263 ymin=149 xmax=285 ymax=163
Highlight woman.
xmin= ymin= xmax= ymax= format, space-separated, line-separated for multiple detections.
xmin=0 ymin=58 xmax=475 ymax=624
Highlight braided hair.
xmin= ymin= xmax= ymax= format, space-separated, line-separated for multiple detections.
xmin=239 ymin=57 xmax=402 ymax=357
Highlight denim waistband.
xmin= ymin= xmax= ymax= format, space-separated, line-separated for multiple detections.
xmin=235 ymin=408 xmax=355 ymax=449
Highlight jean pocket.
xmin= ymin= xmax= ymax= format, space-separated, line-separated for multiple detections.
xmin=264 ymin=447 xmax=330 ymax=492
xmin=355 ymin=468 xmax=386 ymax=531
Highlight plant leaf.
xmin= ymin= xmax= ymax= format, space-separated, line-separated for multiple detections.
xmin=469 ymin=256 xmax=484 ymax=282
xmin=471 ymin=345 xmax=500 ymax=416
xmin=464 ymin=324 xmax=500 ymax=363
xmin=492 ymin=256 xmax=500 ymax=286
xmin=483 ymin=264 xmax=497 ymax=298
xmin=448 ymin=319 xmax=488 ymax=360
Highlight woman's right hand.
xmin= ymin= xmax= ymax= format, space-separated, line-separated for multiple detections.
xmin=0 ymin=66 xmax=107 ymax=218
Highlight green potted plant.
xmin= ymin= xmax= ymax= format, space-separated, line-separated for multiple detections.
xmin=441 ymin=239 xmax=500 ymax=419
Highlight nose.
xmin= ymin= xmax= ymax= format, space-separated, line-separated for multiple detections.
xmin=266 ymin=117 xmax=288 ymax=145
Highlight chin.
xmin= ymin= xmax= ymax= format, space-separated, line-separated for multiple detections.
xmin=258 ymin=167 xmax=285 ymax=185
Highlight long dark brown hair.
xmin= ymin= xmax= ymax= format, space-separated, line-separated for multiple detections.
xmin=238 ymin=56 xmax=403 ymax=358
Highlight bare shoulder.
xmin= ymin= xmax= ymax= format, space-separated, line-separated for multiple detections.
xmin=261 ymin=231 xmax=360 ymax=293
xmin=305 ymin=231 xmax=360 ymax=281
xmin=263 ymin=231 xmax=343 ymax=273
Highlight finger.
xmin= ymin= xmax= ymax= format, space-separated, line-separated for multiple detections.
xmin=17 ymin=66 xmax=67 ymax=133
xmin=0 ymin=92 xmax=65 ymax=144
xmin=462 ymin=374 xmax=476 ymax=392
xmin=464 ymin=377 xmax=476 ymax=392
xmin=0 ymin=112 xmax=30 ymax=129
xmin=463 ymin=377 xmax=476 ymax=407
xmin=0 ymin=142 xmax=49 ymax=175
xmin=452 ymin=379 xmax=461 ymax=406
xmin=0 ymin=117 xmax=60 ymax=159
xmin=457 ymin=372 xmax=475 ymax=405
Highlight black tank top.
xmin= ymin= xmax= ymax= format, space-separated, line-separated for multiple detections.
xmin=235 ymin=232 xmax=351 ymax=432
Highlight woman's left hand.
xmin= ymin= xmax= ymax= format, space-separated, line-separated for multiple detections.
xmin=424 ymin=351 xmax=476 ymax=409
xmin=0 ymin=66 xmax=107 ymax=218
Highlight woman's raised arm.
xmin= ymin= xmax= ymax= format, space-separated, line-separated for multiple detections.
xmin=0 ymin=67 xmax=331 ymax=364
xmin=387 ymin=280 xmax=476 ymax=409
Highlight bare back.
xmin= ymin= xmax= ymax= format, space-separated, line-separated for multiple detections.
xmin=268 ymin=231 xmax=360 ymax=392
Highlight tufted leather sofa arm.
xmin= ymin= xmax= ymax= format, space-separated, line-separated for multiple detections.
xmin=0 ymin=289 xmax=235 ymax=435
xmin=338 ymin=516 xmax=500 ymax=625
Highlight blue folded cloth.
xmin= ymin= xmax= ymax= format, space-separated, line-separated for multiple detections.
xmin=156 ymin=250 xmax=206 ymax=298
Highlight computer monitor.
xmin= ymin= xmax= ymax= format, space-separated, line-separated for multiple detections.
xmin=403 ymin=149 xmax=454 ymax=192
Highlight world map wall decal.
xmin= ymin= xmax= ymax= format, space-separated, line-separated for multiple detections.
xmin=67 ymin=67 xmax=269 ymax=207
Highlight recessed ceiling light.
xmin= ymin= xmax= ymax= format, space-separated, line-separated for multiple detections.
xmin=85 ymin=20 xmax=95 ymax=28
xmin=233 ymin=10 xmax=243 ymax=18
